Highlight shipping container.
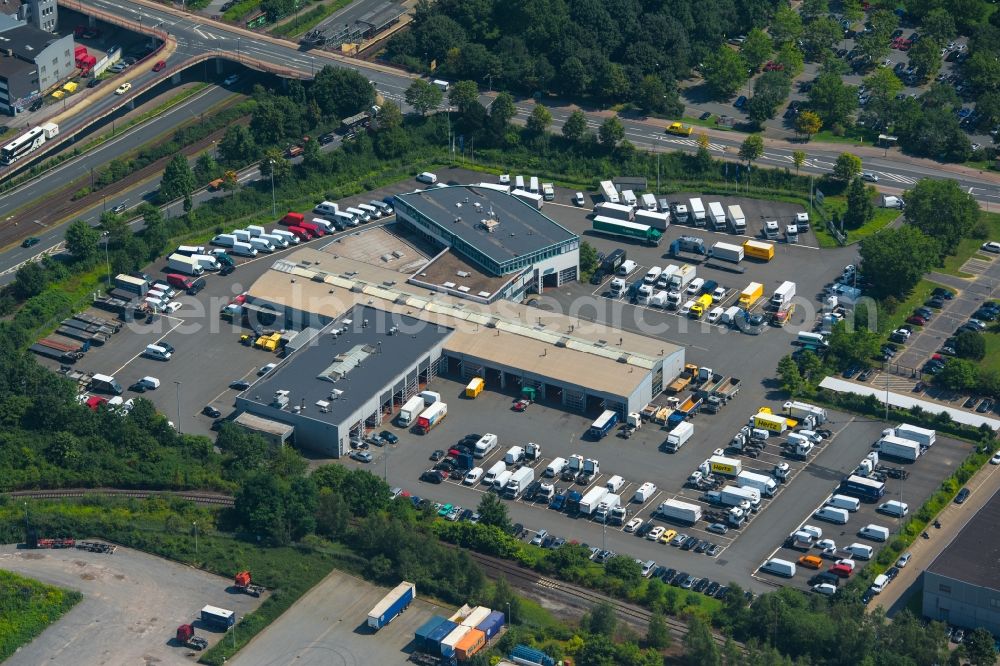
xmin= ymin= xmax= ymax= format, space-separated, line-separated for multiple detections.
xmin=414 ymin=616 xmax=449 ymax=653
xmin=475 ymin=610 xmax=505 ymax=639
xmin=511 ymin=644 xmax=556 ymax=666
xmin=441 ymin=624 xmax=472 ymax=658
xmin=426 ymin=620 xmax=458 ymax=654
xmin=455 ymin=628 xmax=486 ymax=660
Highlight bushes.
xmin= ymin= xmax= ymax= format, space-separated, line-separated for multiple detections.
xmin=0 ymin=571 xmax=82 ymax=661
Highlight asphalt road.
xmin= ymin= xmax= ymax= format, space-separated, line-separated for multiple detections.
xmin=17 ymin=0 xmax=1000 ymax=211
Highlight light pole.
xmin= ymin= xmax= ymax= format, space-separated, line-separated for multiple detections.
xmin=506 ymin=602 xmax=511 ymax=625
xmin=236 ymin=37 xmax=241 ymax=60
xmin=174 ymin=380 xmax=182 ymax=433
xmin=268 ymin=161 xmax=276 ymax=216
xmin=102 ymin=231 xmax=111 ymax=289
xmin=193 ymin=521 xmax=198 ymax=556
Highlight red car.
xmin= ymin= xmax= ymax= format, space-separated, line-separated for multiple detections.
xmin=829 ymin=564 xmax=852 ymax=578
xmin=152 ymin=60 xmax=167 ymax=72
xmin=513 ymin=399 xmax=530 ymax=412
xmin=906 ymin=315 xmax=927 ymax=326
xmin=763 ymin=61 xmax=785 ymax=72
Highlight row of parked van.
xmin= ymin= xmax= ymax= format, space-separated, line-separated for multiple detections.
xmin=312 ymin=199 xmax=394 ymax=230
xmin=211 ymin=225 xmax=301 ymax=257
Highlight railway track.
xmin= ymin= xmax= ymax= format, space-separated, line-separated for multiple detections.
xmin=5 ymin=488 xmax=235 ymax=506
xmin=466 ymin=550 xmax=733 ymax=646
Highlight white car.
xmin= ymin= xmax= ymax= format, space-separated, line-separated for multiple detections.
xmin=164 ymin=301 xmax=182 ymax=313
xmin=811 ymin=583 xmax=837 ymax=596
xmin=624 ymin=517 xmax=643 ymax=533
xmin=529 ymin=529 xmax=548 ymax=546
xmin=114 ymin=82 xmax=132 ymax=95
xmin=258 ymin=362 xmax=277 ymax=376
xmin=981 ymin=241 xmax=1000 ymax=254
xmin=861 ymin=172 xmax=879 ymax=182
xmin=573 ymin=192 xmax=585 ymax=206
xmin=646 ymin=526 xmax=665 ymax=541
xmin=712 ymin=286 xmax=726 ymax=301
xmin=707 ymin=306 xmax=724 ymax=323
xmin=991 ymin=452 xmax=1000 ymax=465
xmin=817 ymin=539 xmax=838 ymax=557
xmin=686 ymin=278 xmax=705 ymax=294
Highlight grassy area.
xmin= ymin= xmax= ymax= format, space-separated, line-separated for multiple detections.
xmin=0 ymin=571 xmax=82 ymax=662
xmin=681 ymin=115 xmax=743 ymax=132
xmin=876 ymin=279 xmax=939 ymax=336
xmin=223 ymin=0 xmax=259 ymax=21
xmin=810 ymin=125 xmax=876 ymax=145
xmin=981 ymin=330 xmax=1000 ymax=375
xmin=937 ymin=210 xmax=1000 ymax=277
xmin=271 ymin=0 xmax=352 ymax=37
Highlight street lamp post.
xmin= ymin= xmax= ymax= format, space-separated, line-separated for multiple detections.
xmin=268 ymin=161 xmax=276 ymax=216
xmin=193 ymin=521 xmax=198 ymax=556
xmin=506 ymin=602 xmax=511 ymax=625
xmin=174 ymin=380 xmax=182 ymax=433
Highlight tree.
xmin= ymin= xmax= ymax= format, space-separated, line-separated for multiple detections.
xmin=375 ymin=100 xmax=403 ymax=131
xmin=833 ymin=152 xmax=863 ymax=181
xmin=869 ymin=8 xmax=899 ymax=39
xmin=193 ymin=153 xmax=220 ymax=184
xmin=801 ymin=17 xmax=842 ymax=60
xmin=800 ymin=0 xmax=829 ymax=21
xmin=741 ymin=28 xmax=773 ymax=71
xmin=828 ymin=320 xmax=881 ymax=368
xmin=684 ymin=615 xmax=721 ymax=666
xmin=405 ymin=79 xmax=443 ymax=115
xmin=561 ymin=109 xmax=588 ymax=141
xmin=218 ymin=124 xmax=257 ymax=165
xmin=13 ymin=262 xmax=47 ymax=300
xmin=586 ymin=601 xmax=619 ymax=637
xmin=65 ymin=220 xmax=100 ymax=260
xmin=856 ymin=31 xmax=891 ymax=64
xmin=963 ymin=627 xmax=998 ymax=666
xmin=795 ymin=111 xmax=822 ymax=139
xmin=526 ymin=104 xmax=552 ymax=134
xmin=635 ymin=75 xmax=670 ymax=114
xmin=748 ymin=71 xmax=792 ymax=126
xmin=489 ymin=92 xmax=516 ymax=132
xmin=314 ymin=489 xmax=349 ymax=538
xmin=842 ymin=0 xmax=863 ymax=22
xmin=702 ymin=47 xmax=748 ymax=99
xmin=579 ymin=241 xmax=599 ymax=276
xmin=771 ymin=5 xmax=803 ymax=46
xmin=792 ymin=150 xmax=806 ymax=174
xmin=904 ymin=178 xmax=980 ymax=254
xmin=311 ymin=66 xmax=375 ymax=119
xmin=777 ymin=355 xmax=805 ymax=395
xmin=489 ymin=577 xmax=521 ymax=625
xmin=476 ymin=493 xmax=510 ymax=531
xmin=936 ymin=358 xmax=979 ymax=391
xmin=909 ymin=38 xmax=943 ymax=82
xmin=259 ymin=149 xmax=291 ymax=183
xmin=739 ymin=134 xmax=764 ymax=163
xmin=858 ymin=227 xmax=938 ymax=299
xmin=775 ymin=42 xmax=806 ymax=77
xmin=598 ymin=117 xmax=625 ymax=147
xmin=844 ymin=177 xmax=875 ymax=229
xmin=922 ymin=8 xmax=956 ymax=43
xmin=646 ymin=611 xmax=671 ymax=649
xmin=448 ymin=80 xmax=479 ymax=112
xmin=159 ymin=154 xmax=195 ymax=204
xmin=863 ymin=68 xmax=904 ymax=128
xmin=955 ymin=331 xmax=986 ymax=361
xmin=808 ymin=74 xmax=858 ymax=125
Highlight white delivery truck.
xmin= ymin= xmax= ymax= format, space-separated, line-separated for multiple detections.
xmin=599 ymin=180 xmax=619 ymax=204
xmin=688 ymin=198 xmax=706 ymax=226
xmin=771 ymin=281 xmax=796 ymax=308
xmin=707 ymin=201 xmax=726 ymax=230
xmin=578 ymin=487 xmax=609 ymax=516
xmin=737 ymin=470 xmax=777 ymax=497
xmin=545 ymin=457 xmax=568 ymax=478
xmin=726 ymin=204 xmax=746 ymax=234
xmin=167 ymin=253 xmax=205 ymax=276
xmin=664 ymin=421 xmax=694 ymax=453
xmin=397 ymin=396 xmax=425 ymax=426
xmin=641 ymin=193 xmax=657 ymax=211
xmin=655 ymin=499 xmax=702 ymax=525
xmin=633 ymin=482 xmax=657 ymax=503
xmin=894 ymin=423 xmax=935 ymax=447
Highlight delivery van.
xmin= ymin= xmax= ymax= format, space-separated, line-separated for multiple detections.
xmin=144 ymin=344 xmax=172 ymax=361
xmin=858 ymin=524 xmax=890 ymax=542
xmin=474 ymin=433 xmax=499 ymax=458
xmin=844 ymin=543 xmax=873 ymax=560
xmin=877 ymin=500 xmax=908 ymax=517
xmin=761 ymin=558 xmax=796 ymax=577
xmin=826 ymin=494 xmax=861 ymax=512
xmin=813 ymin=506 xmax=849 ymax=524
xmin=545 ymin=457 xmax=568 ymax=478
xmin=482 ymin=461 xmax=506 ymax=485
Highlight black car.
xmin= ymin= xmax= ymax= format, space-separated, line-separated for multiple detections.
xmin=964 ymin=396 xmax=979 ymax=409
xmin=430 ymin=449 xmax=445 ymax=461
xmin=87 ymin=78 xmax=101 ymax=88
xmin=589 ymin=269 xmax=605 ymax=285
xmin=915 ymin=307 xmax=934 ymax=319
xmin=933 ymin=287 xmax=954 ymax=300
xmin=219 ymin=264 xmax=235 ymax=276
xmin=229 ymin=379 xmax=251 ymax=390
xmin=21 ymin=237 xmax=40 ymax=248
xmin=694 ymin=540 xmax=709 ymax=553
xmin=420 ymin=469 xmax=444 ymax=484
xmin=926 ymin=296 xmax=945 ymax=308
xmin=858 ymin=368 xmax=875 ymax=382
xmin=202 ymin=405 xmax=222 ymax=418
xmin=29 ymin=99 xmax=43 ymax=111
xmin=705 ymin=581 xmax=721 ymax=597
xmin=128 ymin=382 xmax=147 ymax=393
xmin=670 ymin=571 xmax=688 ymax=586
xmin=843 ymin=365 xmax=860 ymax=378
xmin=977 ymin=399 xmax=995 ymax=414
xmin=379 ymin=430 xmax=399 ymax=444
xmin=319 ymin=133 xmax=335 ymax=145
xmin=714 ymin=585 xmax=729 ymax=600
xmin=885 ymin=566 xmax=900 ymax=581
xmin=973 ymin=309 xmax=997 ymax=322
xmin=861 ymin=589 xmax=875 ymax=605
xmin=699 ymin=111 xmax=712 ymax=121
xmin=693 ymin=578 xmax=710 ymax=593
xmin=955 ymin=487 xmax=971 ymax=504
xmin=661 ymin=567 xmax=677 ymax=583
xmin=681 ymin=536 xmax=698 ymax=550
xmin=636 ymin=522 xmax=655 ymax=538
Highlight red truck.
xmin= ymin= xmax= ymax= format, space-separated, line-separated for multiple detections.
xmin=279 ymin=211 xmax=304 ymax=226
xmin=234 ymin=570 xmax=265 ymax=597
xmin=287 ymin=226 xmax=312 ymax=241
xmin=176 ymin=624 xmax=208 ymax=650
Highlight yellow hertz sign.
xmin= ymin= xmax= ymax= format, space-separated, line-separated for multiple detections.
xmin=710 ymin=462 xmax=737 ymax=474
xmin=754 ymin=414 xmax=786 ymax=432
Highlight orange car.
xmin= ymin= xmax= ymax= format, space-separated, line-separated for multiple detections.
xmin=152 ymin=60 xmax=166 ymax=72
xmin=798 ymin=555 xmax=822 ymax=569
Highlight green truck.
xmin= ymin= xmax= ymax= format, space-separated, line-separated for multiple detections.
xmin=592 ymin=216 xmax=662 ymax=246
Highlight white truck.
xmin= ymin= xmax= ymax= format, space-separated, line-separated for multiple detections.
xmin=782 ymin=401 xmax=827 ymax=425
xmin=707 ymin=201 xmax=726 ymax=230
xmin=655 ymin=499 xmax=702 ymax=526
xmin=191 ymin=254 xmax=222 ymax=271
xmin=634 ymin=209 xmax=670 ymax=231
xmin=689 ymin=198 xmax=706 ymax=226
xmin=726 ymin=204 xmax=746 ymax=234
xmin=503 ymin=467 xmax=535 ymax=499
xmin=599 ymin=180 xmax=619 ymax=204
xmin=771 ymin=281 xmax=796 ymax=309
xmin=397 ymin=395 xmax=425 ymax=426
xmin=664 ymin=421 xmax=694 ymax=453
xmin=633 ymin=482 xmax=657 ymax=503
xmin=542 ymin=182 xmax=555 ymax=201
xmin=669 ymin=264 xmax=696 ymax=290
xmin=894 ymin=423 xmax=935 ymax=447
xmin=720 ymin=485 xmax=761 ymax=510
xmin=167 ymin=253 xmax=205 ymax=276
xmin=595 ymin=202 xmax=635 ymax=221
xmin=594 ymin=494 xmax=621 ymax=523
xmin=709 ymin=242 xmax=744 ymax=263
xmin=877 ymin=435 xmax=921 ymax=462
xmin=737 ymin=470 xmax=777 ymax=497
xmin=579 ymin=486 xmax=609 ymax=516
xmin=640 ymin=193 xmax=657 ymax=211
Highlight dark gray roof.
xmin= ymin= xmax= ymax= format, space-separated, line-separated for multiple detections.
xmin=926 ymin=486 xmax=1000 ymax=591
xmin=0 ymin=54 xmax=35 ymax=78
xmin=245 ymin=305 xmax=451 ymax=426
xmin=397 ymin=185 xmax=577 ymax=265
xmin=357 ymin=1 xmax=404 ymax=30
xmin=0 ymin=25 xmax=61 ymax=60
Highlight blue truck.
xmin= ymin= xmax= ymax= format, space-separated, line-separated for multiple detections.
xmin=367 ymin=581 xmax=416 ymax=630
xmin=588 ymin=410 xmax=619 ymax=439
xmin=667 ymin=396 xmax=702 ymax=428
xmin=200 ymin=605 xmax=236 ymax=630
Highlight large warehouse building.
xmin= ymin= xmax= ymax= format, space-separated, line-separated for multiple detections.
xmin=922 ymin=487 xmax=1000 ymax=635
xmin=234 ymin=244 xmax=684 ymax=457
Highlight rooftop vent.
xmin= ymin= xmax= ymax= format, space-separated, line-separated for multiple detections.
xmin=456 ymin=271 xmax=471 ymax=278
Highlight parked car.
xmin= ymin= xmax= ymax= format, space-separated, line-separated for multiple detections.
xmin=955 ymin=487 xmax=970 ymax=504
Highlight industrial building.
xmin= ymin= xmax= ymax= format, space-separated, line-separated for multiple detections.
xmin=233 ymin=243 xmax=684 ymax=456
xmin=0 ymin=8 xmax=75 ymax=115
xmin=922 ymin=488 xmax=1000 ymax=635
xmin=394 ymin=184 xmax=580 ymax=302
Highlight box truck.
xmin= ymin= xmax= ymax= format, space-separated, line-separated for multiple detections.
xmin=167 ymin=253 xmax=205 ymax=276
xmin=594 ymin=494 xmax=621 ymax=523
xmin=707 ymin=201 xmax=726 ymax=230
xmin=783 ymin=401 xmax=827 ymax=424
xmin=738 ymin=470 xmax=777 ymax=497
xmin=578 ymin=486 xmax=609 ymax=516
xmin=708 ymin=455 xmax=742 ymax=476
xmin=416 ymin=402 xmax=447 ymax=434
xmin=876 ymin=435 xmax=921 ymax=462
xmin=771 ymin=281 xmax=796 ymax=309
xmin=709 ymin=242 xmax=744 ymax=263
xmin=504 ymin=467 xmax=535 ymax=499
xmin=398 ymin=396 xmax=425 ymax=426
xmin=726 ymin=204 xmax=746 ymax=234
xmin=655 ymin=499 xmax=702 ymax=525
xmin=894 ymin=423 xmax=935 ymax=447
xmin=664 ymin=421 xmax=694 ymax=452
xmin=689 ymin=197 xmax=706 ymax=226
xmin=739 ymin=282 xmax=764 ymax=308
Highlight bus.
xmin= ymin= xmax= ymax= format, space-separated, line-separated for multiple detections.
xmin=837 ymin=474 xmax=885 ymax=502
xmin=1 ymin=122 xmax=59 ymax=165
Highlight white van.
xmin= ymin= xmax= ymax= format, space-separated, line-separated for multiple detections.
xmin=870 ymin=574 xmax=889 ymax=594
xmin=844 ymin=543 xmax=873 ymax=560
xmin=644 ymin=266 xmax=662 ymax=284
xmin=721 ymin=305 xmax=742 ymax=326
xmin=249 ymin=237 xmax=274 ymax=254
xmin=464 ymin=467 xmax=484 ymax=485
xmin=827 ymin=494 xmax=861 ymax=512
xmin=246 ymin=225 xmax=266 ymax=238
xmin=504 ymin=446 xmax=525 ymax=464
xmin=493 ymin=470 xmax=513 ymax=491
xmin=144 ymin=297 xmax=165 ymax=311
xmin=482 ymin=461 xmax=506 ymax=485
xmin=346 ymin=206 xmax=370 ymax=222
xmin=144 ymin=344 xmax=172 ymax=361
xmin=311 ymin=217 xmax=335 ymax=233
xmin=261 ymin=233 xmax=289 ymax=249
xmin=270 ymin=229 xmax=299 ymax=245
xmin=761 ymin=558 xmax=796 ymax=577
xmin=416 ymin=172 xmax=438 ymax=185
xmin=357 ymin=203 xmax=381 ymax=219
xmin=545 ymin=457 xmax=567 ymax=478
xmin=813 ymin=506 xmax=849 ymax=524
xmin=617 ymin=259 xmax=638 ymax=276
xmin=139 ymin=376 xmax=160 ymax=390
xmin=606 ymin=475 xmax=624 ymax=493
xmin=314 ymin=201 xmax=339 ymax=216
xmin=859 ymin=524 xmax=890 ymax=542
xmin=334 ymin=211 xmax=358 ymax=228
xmin=878 ymin=500 xmax=908 ymax=517
xmin=474 ymin=433 xmax=499 ymax=458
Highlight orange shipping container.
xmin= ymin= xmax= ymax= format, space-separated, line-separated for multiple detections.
xmin=455 ymin=628 xmax=485 ymax=660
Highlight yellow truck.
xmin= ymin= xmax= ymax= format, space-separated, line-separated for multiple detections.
xmin=739 ymin=282 xmax=764 ymax=309
xmin=753 ymin=412 xmax=788 ymax=433
xmin=465 ymin=377 xmax=484 ymax=398
xmin=743 ymin=240 xmax=775 ymax=262
xmin=667 ymin=363 xmax=699 ymax=393
xmin=690 ymin=294 xmax=714 ymax=318
xmin=666 ymin=121 xmax=694 ymax=136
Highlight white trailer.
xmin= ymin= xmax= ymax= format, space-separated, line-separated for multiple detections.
xmin=655 ymin=499 xmax=702 ymax=525
xmin=640 ymin=193 xmax=657 ymax=210
xmin=771 ymin=281 xmax=796 ymax=308
xmin=579 ymin=486 xmax=609 ymax=516
xmin=707 ymin=201 xmax=726 ymax=229
xmin=594 ymin=202 xmax=635 ymax=221
xmin=782 ymin=401 xmax=827 ymax=425
xmin=689 ymin=198 xmax=706 ymax=226
xmin=726 ymin=204 xmax=746 ymax=234
xmin=737 ymin=470 xmax=777 ymax=497
xmin=669 ymin=264 xmax=696 ymax=290
xmin=894 ymin=423 xmax=936 ymax=447
xmin=877 ymin=435 xmax=921 ymax=462
xmin=599 ymin=180 xmax=619 ymax=204
xmin=720 ymin=485 xmax=760 ymax=508
xmin=634 ymin=209 xmax=670 ymax=230
xmin=709 ymin=242 xmax=744 ymax=263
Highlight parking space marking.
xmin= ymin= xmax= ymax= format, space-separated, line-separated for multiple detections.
xmin=109 ymin=317 xmax=186 ymax=378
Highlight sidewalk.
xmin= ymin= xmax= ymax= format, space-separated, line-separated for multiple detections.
xmin=873 ymin=453 xmax=1000 ymax=616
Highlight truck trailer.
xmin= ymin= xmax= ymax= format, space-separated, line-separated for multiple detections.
xmin=726 ymin=204 xmax=746 ymax=234
xmin=708 ymin=455 xmax=742 ymax=476
xmin=578 ymin=486 xmax=609 ymax=516
xmin=707 ymin=201 xmax=726 ymax=230
xmin=743 ymin=240 xmax=774 ymax=261
xmin=689 ymin=198 xmax=706 ymax=226
xmin=416 ymin=402 xmax=447 ymax=434
xmin=876 ymin=435 xmax=921 ymax=462
xmin=737 ymin=470 xmax=777 ymax=497
xmin=783 ymin=401 xmax=827 ymax=425
xmin=592 ymin=217 xmax=662 ymax=246
xmin=709 ymin=242 xmax=744 ymax=263
xmin=201 ymin=605 xmax=236 ymax=630
xmin=367 ymin=581 xmax=416 ymax=630
xmin=634 ymin=208 xmax=670 ymax=230
xmin=894 ymin=423 xmax=935 ymax=447
xmin=655 ymin=499 xmax=702 ymax=526
xmin=594 ymin=202 xmax=635 ymax=221
xmin=588 ymin=410 xmax=619 ymax=439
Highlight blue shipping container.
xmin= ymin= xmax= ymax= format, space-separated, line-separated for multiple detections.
xmin=414 ymin=615 xmax=448 ymax=652
xmin=510 ymin=644 xmax=555 ymax=666
xmin=426 ymin=620 xmax=458 ymax=652
xmin=476 ymin=610 xmax=505 ymax=639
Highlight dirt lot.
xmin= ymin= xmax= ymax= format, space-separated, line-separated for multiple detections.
xmin=0 ymin=542 xmax=263 ymax=665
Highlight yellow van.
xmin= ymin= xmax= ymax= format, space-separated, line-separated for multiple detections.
xmin=465 ymin=377 xmax=484 ymax=398
xmin=798 ymin=555 xmax=823 ymax=569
